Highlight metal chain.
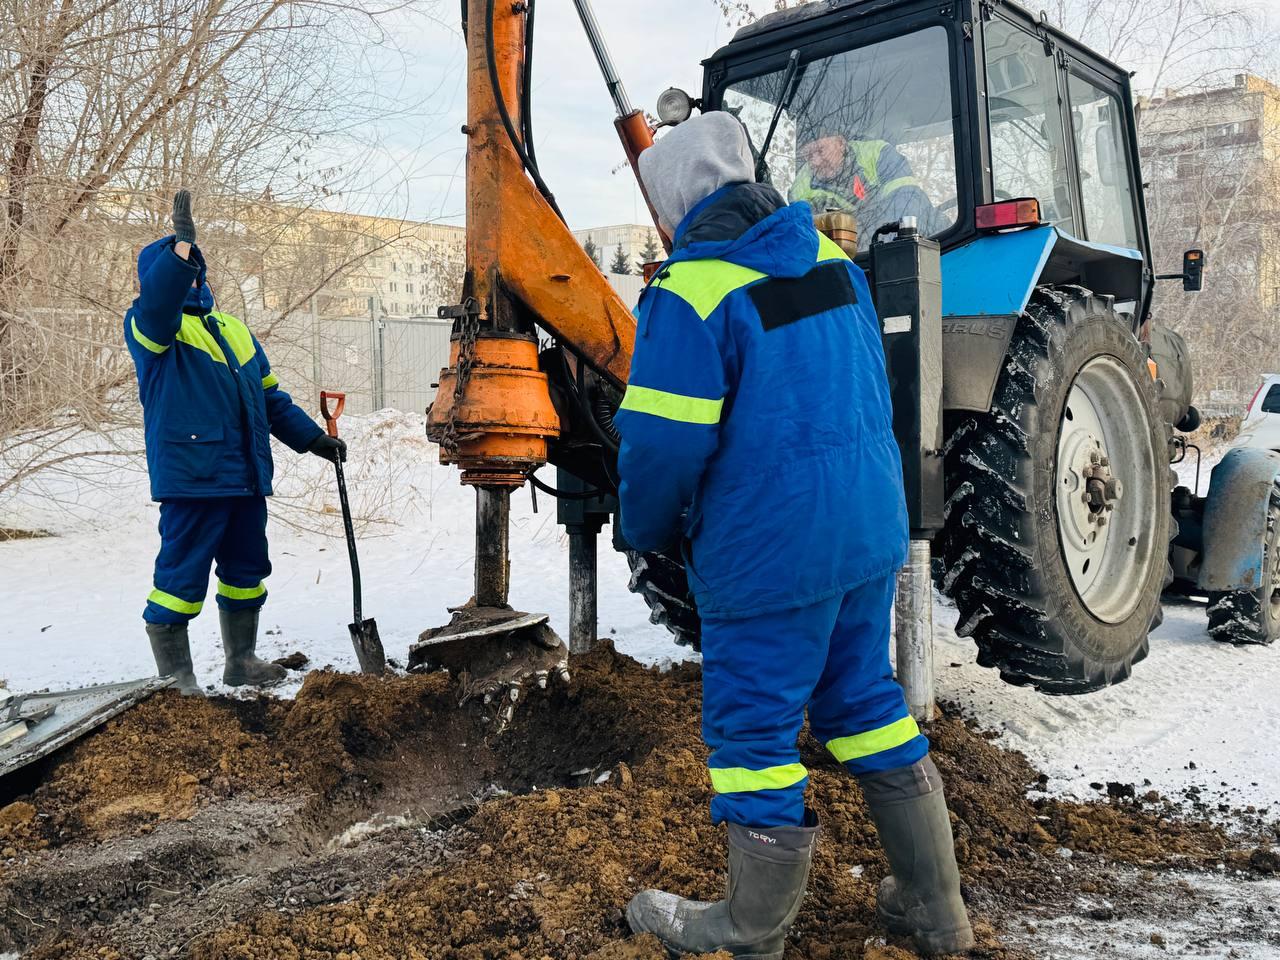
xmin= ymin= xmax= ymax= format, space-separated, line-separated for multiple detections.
xmin=439 ymin=298 xmax=481 ymax=457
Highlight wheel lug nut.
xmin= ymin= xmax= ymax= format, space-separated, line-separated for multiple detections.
xmin=1104 ymin=478 xmax=1123 ymax=499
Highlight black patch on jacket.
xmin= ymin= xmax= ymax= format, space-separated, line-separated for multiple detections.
xmin=750 ymin=262 xmax=858 ymax=332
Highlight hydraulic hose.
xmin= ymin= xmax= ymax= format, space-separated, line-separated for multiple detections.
xmin=521 ymin=0 xmax=539 ymax=171
xmin=485 ymin=0 xmax=563 ymax=221
xmin=528 ymin=469 xmax=605 ymax=501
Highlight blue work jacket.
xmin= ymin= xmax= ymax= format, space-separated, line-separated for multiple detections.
xmin=615 ymin=183 xmax=908 ymax=620
xmin=124 ymin=237 xmax=322 ymax=501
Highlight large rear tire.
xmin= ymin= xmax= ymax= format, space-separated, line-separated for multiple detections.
xmin=936 ymin=287 xmax=1171 ymax=694
xmin=1206 ymin=481 xmax=1280 ymax=645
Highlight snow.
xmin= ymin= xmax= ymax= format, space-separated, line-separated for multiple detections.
xmin=0 ymin=411 xmax=676 ymax=698
xmin=2 ymin=415 xmax=1278 ymax=819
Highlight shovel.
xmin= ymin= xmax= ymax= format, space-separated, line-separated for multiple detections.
xmin=320 ymin=391 xmax=386 ymax=675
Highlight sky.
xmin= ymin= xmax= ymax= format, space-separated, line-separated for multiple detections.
xmin=338 ymin=1 xmax=746 ymax=231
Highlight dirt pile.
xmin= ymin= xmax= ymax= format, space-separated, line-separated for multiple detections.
xmin=2 ymin=644 xmax=1269 ymax=960
xmin=0 ymin=668 xmax=486 ymax=853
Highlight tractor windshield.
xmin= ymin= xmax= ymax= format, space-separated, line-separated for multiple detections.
xmin=723 ymin=27 xmax=959 ymax=250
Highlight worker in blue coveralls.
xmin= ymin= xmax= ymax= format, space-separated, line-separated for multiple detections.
xmin=619 ymin=113 xmax=973 ymax=958
xmin=124 ymin=192 xmax=346 ymax=696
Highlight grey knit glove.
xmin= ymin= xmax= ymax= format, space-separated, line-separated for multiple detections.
xmin=171 ymin=190 xmax=196 ymax=244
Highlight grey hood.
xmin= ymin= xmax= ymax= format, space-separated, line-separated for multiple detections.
xmin=638 ymin=112 xmax=755 ymax=236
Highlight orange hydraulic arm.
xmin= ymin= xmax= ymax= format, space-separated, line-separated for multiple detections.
xmin=425 ymin=0 xmax=659 ymax=615
xmin=426 ymin=0 xmax=656 ymax=488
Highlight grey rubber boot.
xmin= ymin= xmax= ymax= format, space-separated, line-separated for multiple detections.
xmin=145 ymin=622 xmax=203 ymax=696
xmin=860 ymin=756 xmax=974 ymax=955
xmin=625 ymin=811 xmax=818 ymax=959
xmin=219 ymin=608 xmax=287 ymax=686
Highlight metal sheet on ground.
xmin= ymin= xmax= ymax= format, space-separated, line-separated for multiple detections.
xmin=0 ymin=677 xmax=173 ymax=779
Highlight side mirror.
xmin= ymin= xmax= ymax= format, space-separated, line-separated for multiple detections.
xmin=1182 ymin=249 xmax=1204 ymax=292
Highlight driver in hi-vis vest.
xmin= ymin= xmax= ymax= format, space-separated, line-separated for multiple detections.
xmin=790 ymin=130 xmax=946 ymax=240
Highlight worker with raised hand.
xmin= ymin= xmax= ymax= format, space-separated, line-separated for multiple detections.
xmin=617 ymin=112 xmax=973 ymax=957
xmin=124 ymin=191 xmax=346 ymax=695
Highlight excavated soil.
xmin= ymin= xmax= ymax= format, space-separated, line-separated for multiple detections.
xmin=0 ymin=644 xmax=1275 ymax=960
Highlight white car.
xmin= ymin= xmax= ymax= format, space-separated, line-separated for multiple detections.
xmin=1233 ymin=374 xmax=1280 ymax=451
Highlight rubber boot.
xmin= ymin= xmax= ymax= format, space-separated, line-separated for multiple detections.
xmin=860 ymin=756 xmax=974 ymax=955
xmin=145 ymin=622 xmax=203 ymax=696
xmin=219 ymin=608 xmax=287 ymax=686
xmin=625 ymin=811 xmax=818 ymax=959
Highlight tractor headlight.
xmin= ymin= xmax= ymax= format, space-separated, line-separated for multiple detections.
xmin=656 ymin=87 xmax=695 ymax=127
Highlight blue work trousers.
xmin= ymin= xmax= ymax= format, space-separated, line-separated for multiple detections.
xmin=143 ymin=497 xmax=271 ymax=624
xmin=701 ymin=574 xmax=928 ymax=827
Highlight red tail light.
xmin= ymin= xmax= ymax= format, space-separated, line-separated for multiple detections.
xmin=975 ymin=198 xmax=1042 ymax=231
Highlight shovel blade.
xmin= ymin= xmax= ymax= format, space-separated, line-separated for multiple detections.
xmin=348 ymin=618 xmax=386 ymax=675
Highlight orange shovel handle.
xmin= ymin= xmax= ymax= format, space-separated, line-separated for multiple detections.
xmin=320 ymin=391 xmax=346 ymax=438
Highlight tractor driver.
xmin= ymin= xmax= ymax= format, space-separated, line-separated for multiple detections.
xmin=790 ymin=127 xmax=947 ymax=240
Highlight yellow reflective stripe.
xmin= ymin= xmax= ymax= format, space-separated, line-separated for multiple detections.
xmin=130 ymin=317 xmax=169 ymax=355
xmin=656 ymin=259 xmax=767 ymax=321
xmin=619 ymin=384 xmax=723 ymax=425
xmin=148 ymin=588 xmax=203 ymax=615
xmin=826 ymin=716 xmax=922 ymax=763
xmin=175 ymin=315 xmax=228 ymax=364
xmin=792 ymin=167 xmax=856 ymax=212
xmin=210 ymin=311 xmax=257 ymax=365
xmin=849 ymin=139 xmax=888 ymax=185
xmin=817 ymin=233 xmax=852 ymax=263
xmin=217 ymin=580 xmax=266 ymax=600
xmin=709 ymin=763 xmax=808 ymax=794
xmin=174 ymin=313 xmax=257 ymax=367
xmin=880 ymin=175 xmax=921 ymax=196
xmin=261 ymin=373 xmax=280 ymax=390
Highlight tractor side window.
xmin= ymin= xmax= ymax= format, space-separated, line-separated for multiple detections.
xmin=984 ymin=19 xmax=1077 ymax=236
xmin=723 ymin=27 xmax=959 ymax=251
xmin=1262 ymin=384 xmax=1280 ymax=414
xmin=1067 ymin=73 xmax=1141 ymax=251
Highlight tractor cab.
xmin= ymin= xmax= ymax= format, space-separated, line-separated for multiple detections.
xmin=697 ymin=0 xmax=1152 ymax=315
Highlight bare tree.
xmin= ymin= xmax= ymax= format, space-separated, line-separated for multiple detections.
xmin=0 ymin=0 xmax=437 ymax=499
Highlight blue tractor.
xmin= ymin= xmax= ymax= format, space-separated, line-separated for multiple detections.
xmin=617 ymin=0 xmax=1280 ymax=692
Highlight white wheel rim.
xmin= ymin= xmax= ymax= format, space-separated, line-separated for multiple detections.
xmin=1055 ymin=355 xmax=1159 ymax=624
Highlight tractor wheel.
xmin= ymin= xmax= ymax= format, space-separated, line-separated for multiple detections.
xmin=1206 ymin=481 xmax=1280 ymax=645
xmin=625 ymin=548 xmax=701 ymax=650
xmin=937 ymin=286 xmax=1172 ymax=694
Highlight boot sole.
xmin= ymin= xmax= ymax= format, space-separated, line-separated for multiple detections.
xmin=877 ymin=905 xmax=975 ymax=955
xmin=625 ymin=901 xmax=783 ymax=960
xmin=223 ymin=671 xmax=287 ymax=687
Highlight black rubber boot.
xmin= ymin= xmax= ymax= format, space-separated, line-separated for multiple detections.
xmin=145 ymin=622 xmax=203 ymax=696
xmin=219 ymin=608 xmax=287 ymax=686
xmin=625 ymin=811 xmax=818 ymax=959
xmin=860 ymin=756 xmax=974 ymax=955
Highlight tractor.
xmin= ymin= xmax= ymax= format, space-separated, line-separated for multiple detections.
xmin=415 ymin=0 xmax=1280 ymax=701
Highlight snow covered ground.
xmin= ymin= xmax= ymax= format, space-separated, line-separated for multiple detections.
xmin=1 ymin=412 xmax=1276 ymax=820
